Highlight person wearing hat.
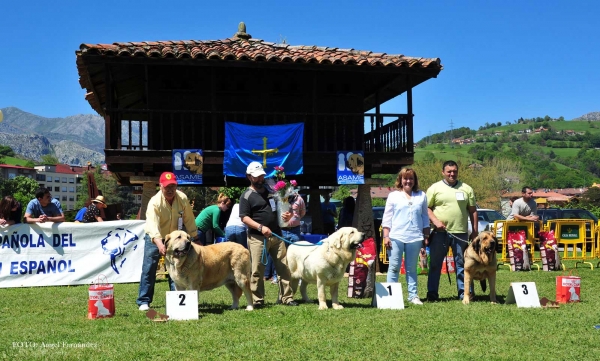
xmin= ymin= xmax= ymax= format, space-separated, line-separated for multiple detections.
xmin=82 ymin=196 xmax=108 ymax=223
xmin=137 ymin=171 xmax=199 ymax=311
xmin=238 ymin=161 xmax=298 ymax=307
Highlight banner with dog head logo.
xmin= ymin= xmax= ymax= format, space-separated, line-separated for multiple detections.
xmin=173 ymin=149 xmax=203 ymax=185
xmin=337 ymin=151 xmax=365 ymax=185
xmin=0 ymin=221 xmax=146 ymax=288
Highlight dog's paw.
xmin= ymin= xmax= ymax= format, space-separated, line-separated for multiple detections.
xmin=245 ymin=305 xmax=254 ymax=311
xmin=462 ymin=298 xmax=470 ymax=305
xmin=318 ymin=303 xmax=329 ymax=310
xmin=332 ymin=304 xmax=344 ymax=310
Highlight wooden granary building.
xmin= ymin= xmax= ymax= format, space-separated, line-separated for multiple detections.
xmin=76 ymin=23 xmax=443 ymax=188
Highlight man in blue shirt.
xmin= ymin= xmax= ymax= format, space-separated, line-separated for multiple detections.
xmin=321 ymin=193 xmax=337 ymax=235
xmin=24 ymin=188 xmax=65 ymax=224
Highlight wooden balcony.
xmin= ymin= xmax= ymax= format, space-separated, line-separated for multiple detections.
xmin=105 ymin=110 xmax=413 ymax=185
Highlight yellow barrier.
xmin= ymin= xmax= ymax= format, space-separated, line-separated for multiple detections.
xmin=495 ymin=220 xmax=541 ymax=271
xmin=547 ymin=219 xmax=592 ymax=269
xmin=378 ymin=224 xmax=389 ymax=264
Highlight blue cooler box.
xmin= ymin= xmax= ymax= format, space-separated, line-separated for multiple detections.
xmin=301 ymin=234 xmax=327 ymax=245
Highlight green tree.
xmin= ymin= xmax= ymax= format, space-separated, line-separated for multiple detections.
xmin=40 ymin=154 xmax=59 ymax=165
xmin=2 ymin=176 xmax=39 ymax=208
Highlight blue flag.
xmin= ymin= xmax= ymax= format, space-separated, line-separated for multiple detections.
xmin=224 ymin=122 xmax=304 ymax=177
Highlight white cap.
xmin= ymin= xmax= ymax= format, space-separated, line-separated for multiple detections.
xmin=246 ymin=161 xmax=266 ymax=177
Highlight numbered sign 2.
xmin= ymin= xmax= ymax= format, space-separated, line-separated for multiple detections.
xmin=166 ymin=291 xmax=199 ymax=320
xmin=373 ymin=283 xmax=405 ymax=309
xmin=505 ymin=282 xmax=541 ymax=308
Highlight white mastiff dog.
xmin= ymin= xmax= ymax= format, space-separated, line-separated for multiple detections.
xmin=287 ymin=227 xmax=365 ymax=310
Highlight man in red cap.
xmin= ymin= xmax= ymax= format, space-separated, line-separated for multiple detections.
xmin=137 ymin=171 xmax=199 ymax=311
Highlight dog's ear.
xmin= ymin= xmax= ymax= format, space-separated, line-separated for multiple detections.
xmin=471 ymin=234 xmax=481 ymax=253
xmin=164 ymin=234 xmax=171 ymax=248
xmin=333 ymin=231 xmax=343 ymax=249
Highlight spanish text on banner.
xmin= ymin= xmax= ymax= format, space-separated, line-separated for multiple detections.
xmin=0 ymin=221 xmax=146 ymax=288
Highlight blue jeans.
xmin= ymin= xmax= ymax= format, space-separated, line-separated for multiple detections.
xmin=427 ymin=232 xmax=471 ymax=300
xmin=196 ymin=229 xmax=208 ymax=246
xmin=137 ymin=235 xmax=175 ymax=306
xmin=386 ymin=239 xmax=422 ymax=301
xmin=225 ymin=225 xmax=248 ymax=248
xmin=264 ymin=254 xmax=276 ymax=279
xmin=281 ymin=226 xmax=301 ymax=248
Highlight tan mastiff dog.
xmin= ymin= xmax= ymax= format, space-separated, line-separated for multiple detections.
xmin=287 ymin=227 xmax=365 ymax=310
xmin=463 ymin=231 xmax=498 ymax=305
xmin=164 ymin=230 xmax=253 ymax=311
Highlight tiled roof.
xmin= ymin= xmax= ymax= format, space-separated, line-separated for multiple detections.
xmin=54 ymin=164 xmax=89 ymax=175
xmin=77 ymin=38 xmax=442 ymax=70
xmin=0 ymin=164 xmax=35 ymax=170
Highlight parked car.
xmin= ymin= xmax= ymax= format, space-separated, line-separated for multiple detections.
xmin=537 ymin=208 xmax=598 ymax=245
xmin=537 ymin=208 xmax=598 ymax=223
xmin=468 ymin=209 xmax=506 ymax=251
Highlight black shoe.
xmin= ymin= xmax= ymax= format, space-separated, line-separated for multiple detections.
xmin=426 ymin=292 xmax=439 ymax=302
xmin=284 ymin=301 xmax=299 ymax=306
xmin=252 ymin=302 xmax=264 ymax=309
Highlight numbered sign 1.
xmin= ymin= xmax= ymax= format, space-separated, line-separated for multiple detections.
xmin=373 ymin=283 xmax=405 ymax=309
xmin=505 ymin=282 xmax=541 ymax=308
xmin=166 ymin=291 xmax=199 ymax=320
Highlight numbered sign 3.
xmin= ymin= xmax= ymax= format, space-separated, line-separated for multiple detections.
xmin=166 ymin=291 xmax=199 ymax=320
xmin=373 ymin=283 xmax=405 ymax=309
xmin=505 ymin=282 xmax=541 ymax=308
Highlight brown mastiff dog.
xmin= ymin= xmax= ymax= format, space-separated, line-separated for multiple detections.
xmin=164 ymin=230 xmax=254 ymax=311
xmin=463 ymin=231 xmax=498 ymax=305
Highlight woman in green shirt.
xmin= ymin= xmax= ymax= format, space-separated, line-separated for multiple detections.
xmin=195 ymin=193 xmax=232 ymax=245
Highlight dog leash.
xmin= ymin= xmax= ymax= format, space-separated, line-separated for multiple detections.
xmin=260 ymin=232 xmax=319 ymax=266
xmin=436 ymin=231 xmax=468 ymax=285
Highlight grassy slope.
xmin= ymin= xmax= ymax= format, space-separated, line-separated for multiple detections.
xmin=1 ymin=261 xmax=599 ymax=360
xmin=416 ymin=120 xmax=599 ymax=171
xmin=0 ymin=155 xmax=34 ymax=167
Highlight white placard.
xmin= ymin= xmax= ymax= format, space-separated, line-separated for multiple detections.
xmin=166 ymin=291 xmax=199 ymax=320
xmin=373 ymin=282 xmax=405 ymax=309
xmin=505 ymin=282 xmax=541 ymax=308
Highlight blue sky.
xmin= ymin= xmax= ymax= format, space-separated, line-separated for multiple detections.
xmin=2 ymin=1 xmax=598 ymax=141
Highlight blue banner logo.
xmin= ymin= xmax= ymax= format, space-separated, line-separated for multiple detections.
xmin=173 ymin=149 xmax=203 ymax=185
xmin=337 ymin=151 xmax=365 ymax=185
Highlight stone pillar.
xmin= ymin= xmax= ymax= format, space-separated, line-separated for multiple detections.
xmin=353 ymin=184 xmax=377 ymax=297
xmin=140 ymin=182 xmax=157 ymax=220
xmin=354 ymin=184 xmax=375 ymax=242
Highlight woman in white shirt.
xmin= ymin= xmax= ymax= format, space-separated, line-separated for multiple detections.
xmin=382 ymin=168 xmax=430 ymax=306
xmin=225 ymin=203 xmax=248 ymax=248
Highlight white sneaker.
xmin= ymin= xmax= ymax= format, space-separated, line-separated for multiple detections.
xmin=139 ymin=304 xmax=149 ymax=311
xmin=409 ymin=298 xmax=423 ymax=305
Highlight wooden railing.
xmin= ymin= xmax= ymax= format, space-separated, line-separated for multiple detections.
xmin=113 ymin=110 xmax=411 ymax=154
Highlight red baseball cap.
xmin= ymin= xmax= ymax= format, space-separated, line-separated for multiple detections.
xmin=159 ymin=172 xmax=178 ymax=187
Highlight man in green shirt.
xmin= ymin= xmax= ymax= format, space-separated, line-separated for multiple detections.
xmin=426 ymin=160 xmax=478 ymax=302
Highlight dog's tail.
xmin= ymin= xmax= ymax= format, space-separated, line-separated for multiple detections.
xmin=480 ymin=280 xmax=487 ymax=293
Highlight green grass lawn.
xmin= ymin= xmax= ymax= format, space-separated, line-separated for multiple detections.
xmin=2 ymin=261 xmax=600 ymax=360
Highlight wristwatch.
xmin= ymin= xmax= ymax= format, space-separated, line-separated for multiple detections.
xmin=257 ymin=224 xmax=263 ymax=232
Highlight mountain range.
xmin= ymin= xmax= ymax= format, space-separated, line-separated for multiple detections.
xmin=0 ymin=107 xmax=598 ymax=166
xmin=0 ymin=107 xmax=107 ymax=165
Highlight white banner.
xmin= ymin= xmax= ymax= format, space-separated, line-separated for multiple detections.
xmin=0 ymin=221 xmax=146 ymax=288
